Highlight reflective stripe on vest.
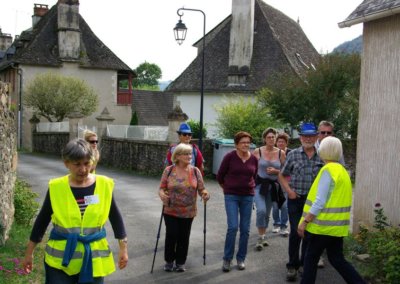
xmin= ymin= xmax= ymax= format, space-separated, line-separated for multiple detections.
xmin=53 ymin=224 xmax=103 ymax=235
xmin=300 ymin=163 xmax=352 ymax=237
xmin=46 ymin=245 xmax=111 ymax=259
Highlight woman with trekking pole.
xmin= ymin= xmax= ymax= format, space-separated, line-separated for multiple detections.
xmin=157 ymin=143 xmax=210 ymax=272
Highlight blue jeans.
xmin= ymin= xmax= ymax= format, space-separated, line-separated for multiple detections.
xmin=254 ymin=185 xmax=273 ymax=229
xmin=287 ymin=196 xmax=308 ymax=269
xmin=301 ymin=232 xmax=365 ymax=284
xmin=272 ymin=191 xmax=288 ymax=229
xmin=223 ymin=194 xmax=254 ymax=262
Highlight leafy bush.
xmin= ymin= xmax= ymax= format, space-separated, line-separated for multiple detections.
xmin=214 ymin=97 xmax=282 ymax=144
xmin=13 ymin=179 xmax=39 ymax=225
xmin=187 ymin=119 xmax=208 ymax=139
xmin=345 ymin=204 xmax=400 ymax=283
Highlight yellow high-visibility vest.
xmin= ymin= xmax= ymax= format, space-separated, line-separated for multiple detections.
xmin=45 ymin=175 xmax=116 ymax=277
xmin=300 ymin=163 xmax=352 ymax=237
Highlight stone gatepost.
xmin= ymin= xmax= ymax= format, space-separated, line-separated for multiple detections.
xmin=96 ymin=107 xmax=115 ymax=144
xmin=68 ymin=112 xmax=84 ymax=141
xmin=167 ymin=105 xmax=188 ymax=143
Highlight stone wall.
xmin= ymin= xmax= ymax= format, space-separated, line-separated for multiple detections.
xmin=0 ymin=81 xmax=17 ymax=245
xmin=32 ymin=132 xmax=69 ymax=156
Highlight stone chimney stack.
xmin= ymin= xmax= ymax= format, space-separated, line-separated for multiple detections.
xmin=32 ymin=4 xmax=49 ymax=27
xmin=228 ymin=0 xmax=255 ymax=86
xmin=57 ymin=0 xmax=80 ymax=60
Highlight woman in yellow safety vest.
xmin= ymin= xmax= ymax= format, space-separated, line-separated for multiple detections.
xmin=297 ymin=136 xmax=365 ymax=284
xmin=23 ymin=138 xmax=128 ymax=283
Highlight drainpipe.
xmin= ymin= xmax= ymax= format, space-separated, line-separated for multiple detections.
xmin=10 ymin=63 xmax=23 ymax=149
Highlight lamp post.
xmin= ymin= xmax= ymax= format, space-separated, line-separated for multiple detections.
xmin=173 ymin=7 xmax=206 ymax=153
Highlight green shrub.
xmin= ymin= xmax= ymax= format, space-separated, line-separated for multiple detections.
xmin=13 ymin=179 xmax=39 ymax=225
xmin=345 ymin=204 xmax=400 ymax=283
xmin=187 ymin=119 xmax=208 ymax=139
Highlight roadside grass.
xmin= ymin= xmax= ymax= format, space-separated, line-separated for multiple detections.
xmin=0 ymin=223 xmax=46 ymax=284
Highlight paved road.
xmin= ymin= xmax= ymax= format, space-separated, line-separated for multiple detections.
xmin=17 ymin=153 xmax=345 ymax=284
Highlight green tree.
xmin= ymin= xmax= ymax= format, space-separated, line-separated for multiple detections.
xmin=214 ymin=97 xmax=282 ymax=143
xmin=24 ymin=73 xmax=99 ymax=122
xmin=187 ymin=119 xmax=207 ymax=139
xmin=133 ymin=61 xmax=162 ymax=90
xmin=257 ymin=53 xmax=361 ymax=138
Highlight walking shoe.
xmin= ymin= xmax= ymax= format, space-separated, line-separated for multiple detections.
xmin=163 ymin=262 xmax=174 ymax=272
xmin=255 ymin=237 xmax=265 ymax=251
xmin=286 ymin=268 xmax=297 ymax=281
xmin=318 ymin=257 xmax=325 ymax=268
xmin=237 ymin=260 xmax=246 ymax=270
xmin=262 ymin=238 xmax=270 ymax=247
xmin=280 ymin=228 xmax=289 ymax=237
xmin=298 ymin=266 xmax=304 ymax=277
xmin=175 ymin=264 xmax=186 ymax=272
xmin=272 ymin=226 xmax=280 ymax=233
xmin=222 ymin=260 xmax=231 ymax=272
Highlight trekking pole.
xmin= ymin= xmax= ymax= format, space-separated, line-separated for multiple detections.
xmin=203 ymin=201 xmax=206 ymax=265
xmin=150 ymin=206 xmax=164 ymax=273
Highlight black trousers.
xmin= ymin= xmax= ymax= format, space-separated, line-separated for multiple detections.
xmin=301 ymin=232 xmax=366 ymax=284
xmin=163 ymin=214 xmax=194 ymax=265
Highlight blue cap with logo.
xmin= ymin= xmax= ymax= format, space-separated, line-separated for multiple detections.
xmin=299 ymin=122 xmax=318 ymax=136
xmin=177 ymin=122 xmax=193 ymax=134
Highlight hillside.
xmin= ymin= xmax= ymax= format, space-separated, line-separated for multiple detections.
xmin=332 ymin=35 xmax=362 ymax=54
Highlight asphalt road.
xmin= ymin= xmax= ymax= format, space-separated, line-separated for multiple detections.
xmin=17 ymin=153 xmax=345 ymax=284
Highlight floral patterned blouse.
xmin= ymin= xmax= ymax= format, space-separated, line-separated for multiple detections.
xmin=159 ymin=165 xmax=205 ymax=218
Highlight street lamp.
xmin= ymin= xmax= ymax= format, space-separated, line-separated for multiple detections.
xmin=174 ymin=7 xmax=206 ymax=153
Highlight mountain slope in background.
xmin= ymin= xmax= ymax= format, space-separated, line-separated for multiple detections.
xmin=332 ymin=35 xmax=362 ymax=54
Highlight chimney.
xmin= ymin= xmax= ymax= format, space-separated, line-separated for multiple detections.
xmin=57 ymin=0 xmax=80 ymax=60
xmin=228 ymin=0 xmax=255 ymax=86
xmin=0 ymin=28 xmax=13 ymax=52
xmin=32 ymin=4 xmax=49 ymax=27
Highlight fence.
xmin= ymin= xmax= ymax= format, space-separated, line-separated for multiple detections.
xmin=106 ymin=125 xmax=168 ymax=140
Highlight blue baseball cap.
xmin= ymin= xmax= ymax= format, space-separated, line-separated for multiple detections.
xmin=177 ymin=122 xmax=192 ymax=134
xmin=299 ymin=122 xmax=318 ymax=136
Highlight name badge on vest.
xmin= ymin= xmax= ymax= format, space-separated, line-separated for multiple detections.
xmin=84 ymin=194 xmax=100 ymax=205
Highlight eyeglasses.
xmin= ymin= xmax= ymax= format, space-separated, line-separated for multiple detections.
xmin=319 ymin=131 xmax=332 ymax=135
xmin=88 ymin=140 xmax=98 ymax=144
xmin=239 ymin=141 xmax=251 ymax=144
xmin=179 ymin=133 xmax=192 ymax=137
xmin=179 ymin=152 xmax=192 ymax=156
xmin=265 ymin=136 xmax=275 ymax=139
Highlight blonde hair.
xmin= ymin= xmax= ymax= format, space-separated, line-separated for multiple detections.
xmin=84 ymin=130 xmax=97 ymax=142
xmin=318 ymin=136 xmax=342 ymax=161
xmin=171 ymin=143 xmax=192 ymax=164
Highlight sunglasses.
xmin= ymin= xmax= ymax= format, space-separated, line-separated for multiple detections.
xmin=179 ymin=133 xmax=192 ymax=137
xmin=319 ymin=131 xmax=332 ymax=135
xmin=88 ymin=140 xmax=98 ymax=144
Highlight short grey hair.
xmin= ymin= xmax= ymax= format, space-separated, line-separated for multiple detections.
xmin=318 ymin=120 xmax=334 ymax=129
xmin=62 ymin=138 xmax=95 ymax=163
xmin=318 ymin=136 xmax=342 ymax=162
xmin=171 ymin=143 xmax=193 ymax=164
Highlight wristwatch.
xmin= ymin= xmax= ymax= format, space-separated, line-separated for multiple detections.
xmin=118 ymin=238 xmax=128 ymax=244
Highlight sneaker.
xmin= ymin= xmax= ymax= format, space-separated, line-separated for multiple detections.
xmin=280 ymin=228 xmax=289 ymax=237
xmin=272 ymin=226 xmax=280 ymax=233
xmin=255 ymin=237 xmax=265 ymax=251
xmin=163 ymin=262 xmax=174 ymax=272
xmin=318 ymin=257 xmax=325 ymax=268
xmin=286 ymin=268 xmax=297 ymax=281
xmin=262 ymin=238 xmax=269 ymax=247
xmin=298 ymin=266 xmax=304 ymax=277
xmin=175 ymin=264 xmax=186 ymax=272
xmin=237 ymin=260 xmax=245 ymax=270
xmin=222 ymin=260 xmax=231 ymax=272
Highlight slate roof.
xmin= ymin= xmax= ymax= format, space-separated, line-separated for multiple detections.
xmin=0 ymin=3 xmax=133 ymax=73
xmin=132 ymin=90 xmax=174 ymax=126
xmin=167 ymin=0 xmax=320 ymax=93
xmin=339 ymin=0 xmax=400 ymax=27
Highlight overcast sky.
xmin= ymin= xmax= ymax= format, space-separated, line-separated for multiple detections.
xmin=0 ymin=0 xmax=363 ymax=81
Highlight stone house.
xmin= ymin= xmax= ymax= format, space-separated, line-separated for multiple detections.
xmin=339 ymin=0 xmax=400 ymax=230
xmin=0 ymin=0 xmax=135 ymax=150
xmin=167 ymin=0 xmax=321 ymax=137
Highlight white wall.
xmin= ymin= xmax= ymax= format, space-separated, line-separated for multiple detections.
xmin=176 ymin=91 xmax=255 ymax=138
